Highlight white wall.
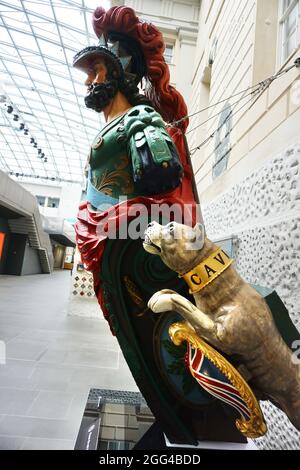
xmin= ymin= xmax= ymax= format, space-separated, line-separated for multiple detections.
xmin=20 ymin=181 xmax=82 ymax=220
xmin=59 ymin=184 xmax=83 ymax=220
xmin=202 ymin=139 xmax=300 ymax=450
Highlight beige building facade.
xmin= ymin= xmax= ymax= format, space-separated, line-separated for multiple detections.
xmin=189 ymin=0 xmax=300 ymax=201
xmin=189 ymin=0 xmax=300 ymax=450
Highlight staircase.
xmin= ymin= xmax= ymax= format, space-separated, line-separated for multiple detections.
xmin=0 ymin=170 xmax=54 ymax=274
xmin=8 ymin=210 xmax=54 ymax=273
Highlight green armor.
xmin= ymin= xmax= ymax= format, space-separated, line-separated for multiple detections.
xmin=123 ymin=105 xmax=183 ymax=194
xmin=88 ymin=104 xmax=181 ymax=203
xmin=123 ymin=105 xmax=176 ymax=172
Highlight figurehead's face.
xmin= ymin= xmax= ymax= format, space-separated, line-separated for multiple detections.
xmin=83 ymin=58 xmax=119 ymax=113
xmin=84 ymin=59 xmax=107 ymax=88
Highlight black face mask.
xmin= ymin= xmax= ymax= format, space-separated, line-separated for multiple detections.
xmin=84 ymin=79 xmax=119 ymax=113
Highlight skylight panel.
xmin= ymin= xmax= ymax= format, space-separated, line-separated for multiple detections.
xmin=10 ymin=29 xmax=39 ymax=51
xmin=34 ymin=81 xmax=56 ymax=95
xmin=43 ymin=56 xmax=66 ymax=72
xmin=60 ymin=101 xmax=78 ymax=114
xmin=0 ymin=24 xmax=14 ymax=44
xmin=53 ymin=3 xmax=83 ymax=29
xmin=64 ymin=46 xmax=78 ymax=67
xmin=23 ymin=52 xmax=45 ymax=68
xmin=59 ymin=26 xmax=87 ymax=49
xmin=49 ymin=74 xmax=71 ymax=91
xmin=0 ymin=0 xmax=104 ymax=185
xmin=29 ymin=15 xmax=59 ymax=40
xmin=40 ymin=93 xmax=59 ymax=107
xmin=1 ymin=11 xmax=30 ymax=33
xmin=3 ymin=61 xmax=30 ymax=78
xmin=25 ymin=65 xmax=50 ymax=83
xmin=37 ymin=37 xmax=64 ymax=61
xmin=23 ymin=1 xmax=55 ymax=20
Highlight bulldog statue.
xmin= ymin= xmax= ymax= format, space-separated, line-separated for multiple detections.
xmin=143 ymin=221 xmax=300 ymax=431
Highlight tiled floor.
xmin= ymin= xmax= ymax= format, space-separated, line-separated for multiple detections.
xmin=0 ymin=271 xmax=138 ymax=450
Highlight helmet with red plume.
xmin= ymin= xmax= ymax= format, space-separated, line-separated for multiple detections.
xmin=76 ymin=6 xmax=189 ymax=133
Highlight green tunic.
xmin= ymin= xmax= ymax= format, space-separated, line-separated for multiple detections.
xmin=87 ymin=104 xmax=182 ymax=207
xmin=89 ymin=113 xmax=138 ymax=201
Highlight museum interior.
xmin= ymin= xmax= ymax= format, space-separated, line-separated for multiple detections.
xmin=0 ymin=0 xmax=300 ymax=451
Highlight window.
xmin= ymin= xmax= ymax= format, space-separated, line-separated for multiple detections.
xmin=36 ymin=195 xmax=46 ymax=207
xmin=213 ymin=102 xmax=232 ymax=179
xmin=99 ymin=440 xmax=130 ymax=450
xmin=164 ymin=44 xmax=174 ymax=64
xmin=279 ymin=0 xmax=300 ymax=64
xmin=47 ymin=197 xmax=60 ymax=208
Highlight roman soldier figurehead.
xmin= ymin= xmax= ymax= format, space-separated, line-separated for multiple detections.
xmin=73 ymin=5 xmax=189 ymax=132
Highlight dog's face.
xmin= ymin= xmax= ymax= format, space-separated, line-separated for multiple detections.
xmin=143 ymin=221 xmax=205 ymax=274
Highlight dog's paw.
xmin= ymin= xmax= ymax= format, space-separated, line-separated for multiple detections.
xmin=148 ymin=290 xmax=176 ymax=313
xmin=155 ymin=289 xmax=177 ymax=296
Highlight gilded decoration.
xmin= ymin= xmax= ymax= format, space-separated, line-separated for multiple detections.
xmin=169 ymin=321 xmax=267 ymax=438
xmin=91 ymin=155 xmax=134 ymax=196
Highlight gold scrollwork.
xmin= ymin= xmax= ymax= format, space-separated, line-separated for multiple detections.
xmin=168 ymin=321 xmax=267 ymax=438
xmin=92 ymin=169 xmax=134 ymax=196
xmin=124 ymin=275 xmax=148 ymax=317
xmin=92 ymin=155 xmax=134 ymax=196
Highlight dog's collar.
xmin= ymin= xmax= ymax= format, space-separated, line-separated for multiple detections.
xmin=179 ymin=247 xmax=233 ymax=294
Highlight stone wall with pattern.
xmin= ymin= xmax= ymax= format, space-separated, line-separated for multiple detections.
xmin=202 ymin=139 xmax=300 ymax=449
xmin=68 ymin=248 xmax=100 ymax=319
xmin=72 ymin=270 xmax=95 ymax=299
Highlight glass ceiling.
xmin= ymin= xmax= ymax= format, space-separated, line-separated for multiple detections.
xmin=0 ymin=0 xmax=111 ymax=187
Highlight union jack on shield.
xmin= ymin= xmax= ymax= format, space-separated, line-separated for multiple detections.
xmin=187 ymin=343 xmax=251 ymax=420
